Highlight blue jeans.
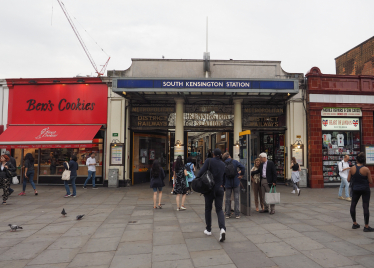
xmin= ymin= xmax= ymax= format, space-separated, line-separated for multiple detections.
xmin=64 ymin=176 xmax=77 ymax=196
xmin=23 ymin=170 xmax=36 ymax=191
xmin=84 ymin=171 xmax=96 ymax=187
xmin=339 ymin=176 xmax=350 ymax=198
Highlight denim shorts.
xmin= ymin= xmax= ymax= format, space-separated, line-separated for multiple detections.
xmin=153 ymin=187 xmax=162 ymax=192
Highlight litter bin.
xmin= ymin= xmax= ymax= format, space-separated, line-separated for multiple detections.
xmin=108 ymin=169 xmax=119 ymax=188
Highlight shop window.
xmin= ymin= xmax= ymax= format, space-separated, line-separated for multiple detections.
xmin=39 ymin=139 xmax=104 ymax=177
xmin=322 ymin=131 xmax=360 ymax=184
xmin=133 ymin=133 xmax=167 ymax=184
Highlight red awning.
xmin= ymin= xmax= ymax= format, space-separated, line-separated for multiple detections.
xmin=0 ymin=125 xmax=102 ymax=149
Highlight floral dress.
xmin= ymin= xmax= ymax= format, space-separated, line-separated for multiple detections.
xmin=174 ymin=166 xmax=187 ymax=195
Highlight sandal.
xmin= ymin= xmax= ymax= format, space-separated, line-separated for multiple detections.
xmin=153 ymin=206 xmax=158 ymax=209
xmin=34 ymin=190 xmax=38 ymax=196
xmin=158 ymin=205 xmax=162 ymax=209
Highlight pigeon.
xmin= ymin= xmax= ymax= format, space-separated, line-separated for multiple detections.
xmin=76 ymin=215 xmax=84 ymax=220
xmin=61 ymin=208 xmax=67 ymax=217
xmin=8 ymin=224 xmax=23 ymax=232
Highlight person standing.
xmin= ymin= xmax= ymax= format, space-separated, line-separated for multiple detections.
xmin=222 ymin=152 xmax=245 ymax=219
xmin=290 ymin=157 xmax=301 ymax=196
xmin=338 ymin=155 xmax=351 ymax=201
xmin=185 ymin=156 xmax=196 ymax=194
xmin=348 ymin=152 xmax=373 ymax=232
xmin=150 ymin=160 xmax=165 ymax=209
xmin=0 ymin=154 xmax=16 ymax=204
xmin=63 ymin=155 xmax=78 ymax=198
xmin=197 ymin=148 xmax=226 ymax=242
xmin=251 ymin=158 xmax=264 ymax=212
xmin=4 ymin=151 xmax=15 ymax=196
xmin=207 ymin=149 xmax=212 ymax=158
xmin=83 ymin=153 xmax=97 ymax=189
xmin=251 ymin=153 xmax=277 ymax=214
xmin=19 ymin=153 xmax=38 ymax=196
xmin=174 ymin=156 xmax=187 ymax=211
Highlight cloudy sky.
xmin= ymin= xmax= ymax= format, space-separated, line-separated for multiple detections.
xmin=1 ymin=0 xmax=372 ymax=78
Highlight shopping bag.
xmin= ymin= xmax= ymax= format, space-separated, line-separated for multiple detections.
xmin=265 ymin=186 xmax=280 ymax=205
xmin=61 ymin=162 xmax=71 ymax=181
xmin=12 ymin=176 xmax=19 ymax=185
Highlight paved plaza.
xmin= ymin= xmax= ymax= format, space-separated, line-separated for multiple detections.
xmin=0 ymin=184 xmax=373 ymax=268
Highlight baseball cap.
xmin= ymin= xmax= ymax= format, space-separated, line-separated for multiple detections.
xmin=213 ymin=148 xmax=222 ymax=156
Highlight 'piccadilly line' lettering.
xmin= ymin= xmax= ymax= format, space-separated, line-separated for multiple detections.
xmin=26 ymin=99 xmax=95 ymax=112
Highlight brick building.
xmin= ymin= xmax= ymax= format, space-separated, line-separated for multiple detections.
xmin=335 ymin=36 xmax=374 ymax=75
xmin=306 ymin=67 xmax=374 ymax=188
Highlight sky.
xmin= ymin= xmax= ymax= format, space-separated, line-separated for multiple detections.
xmin=1 ymin=0 xmax=373 ymax=78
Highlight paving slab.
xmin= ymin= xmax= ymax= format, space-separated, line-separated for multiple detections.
xmin=153 ymin=231 xmax=184 ymax=246
xmin=301 ymin=248 xmax=357 ymax=268
xmin=271 ymin=254 xmax=323 ymax=268
xmin=256 ymin=241 xmax=298 ymax=257
xmin=110 ymin=253 xmax=151 ymax=268
xmin=190 ymin=249 xmax=233 ymax=267
xmin=68 ymin=251 xmax=115 ymax=267
xmin=27 ymin=248 xmax=79 ymax=265
xmin=185 ymin=237 xmax=222 ymax=252
xmin=151 ymin=259 xmax=195 ymax=268
xmin=152 ymin=244 xmax=190 ymax=262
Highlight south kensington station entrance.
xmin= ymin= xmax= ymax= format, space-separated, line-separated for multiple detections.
xmin=112 ymin=62 xmax=299 ymax=184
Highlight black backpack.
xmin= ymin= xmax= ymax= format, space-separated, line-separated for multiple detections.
xmin=335 ymin=161 xmax=342 ymax=177
xmin=191 ymin=159 xmax=215 ymax=194
xmin=225 ymin=159 xmax=237 ymax=179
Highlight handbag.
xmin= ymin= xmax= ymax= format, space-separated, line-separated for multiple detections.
xmin=12 ymin=176 xmax=19 ymax=184
xmin=265 ymin=186 xmax=280 ymax=205
xmin=5 ymin=168 xmax=12 ymax=179
xmin=61 ymin=162 xmax=71 ymax=181
xmin=191 ymin=159 xmax=215 ymax=194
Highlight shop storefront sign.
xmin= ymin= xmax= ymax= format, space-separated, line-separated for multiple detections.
xmin=117 ymin=79 xmax=295 ymax=90
xmin=321 ymin=117 xmax=360 ymax=130
xmin=8 ymin=84 xmax=108 ymax=125
xmin=321 ymin=107 xmax=362 ymax=117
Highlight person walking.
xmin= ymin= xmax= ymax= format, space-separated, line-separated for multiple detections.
xmin=174 ymin=156 xmax=187 ymax=211
xmin=0 ymin=154 xmax=16 ymax=204
xmin=197 ymin=148 xmax=226 ymax=242
xmin=348 ymin=152 xmax=374 ymax=232
xmin=19 ymin=153 xmax=38 ymax=196
xmin=150 ymin=160 xmax=165 ymax=209
xmin=4 ymin=151 xmax=16 ymax=196
xmin=63 ymin=155 xmax=79 ymax=198
xmin=185 ymin=156 xmax=196 ymax=194
xmin=251 ymin=153 xmax=277 ymax=214
xmin=83 ymin=153 xmax=98 ymax=189
xmin=290 ymin=157 xmax=301 ymax=196
xmin=251 ymin=158 xmax=264 ymax=212
xmin=338 ymin=155 xmax=351 ymax=201
xmin=222 ymin=152 xmax=245 ymax=219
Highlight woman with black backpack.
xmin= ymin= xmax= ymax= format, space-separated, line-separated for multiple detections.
xmin=174 ymin=156 xmax=187 ymax=211
xmin=150 ymin=160 xmax=165 ymax=209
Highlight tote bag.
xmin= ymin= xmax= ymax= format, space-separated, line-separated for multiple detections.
xmin=61 ymin=162 xmax=71 ymax=181
xmin=265 ymin=186 xmax=280 ymax=205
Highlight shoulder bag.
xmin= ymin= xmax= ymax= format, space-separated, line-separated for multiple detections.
xmin=191 ymin=159 xmax=215 ymax=194
xmin=62 ymin=162 xmax=71 ymax=181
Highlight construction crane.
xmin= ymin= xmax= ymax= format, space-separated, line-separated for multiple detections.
xmin=57 ymin=0 xmax=110 ymax=76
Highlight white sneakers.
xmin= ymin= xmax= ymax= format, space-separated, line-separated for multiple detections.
xmin=291 ymin=190 xmax=295 ymax=194
xmin=203 ymin=229 xmax=226 ymax=242
xmin=219 ymin=228 xmax=226 ymax=242
xmin=204 ymin=230 xmax=212 ymax=236
xmin=180 ymin=206 xmax=187 ymax=210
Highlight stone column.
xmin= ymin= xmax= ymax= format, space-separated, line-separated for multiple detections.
xmin=174 ymin=98 xmax=184 ymax=160
xmin=233 ymin=99 xmax=243 ymax=160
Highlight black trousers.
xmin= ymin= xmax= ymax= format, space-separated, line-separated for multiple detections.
xmin=350 ymin=189 xmax=371 ymax=225
xmin=204 ymin=187 xmax=226 ymax=232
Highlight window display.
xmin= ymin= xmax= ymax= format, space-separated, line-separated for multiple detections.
xmin=39 ymin=139 xmax=103 ymax=177
xmin=322 ymin=131 xmax=360 ymax=183
xmin=260 ymin=133 xmax=285 ymax=182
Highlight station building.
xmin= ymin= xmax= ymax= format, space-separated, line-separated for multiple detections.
xmin=107 ymin=58 xmax=307 ymax=186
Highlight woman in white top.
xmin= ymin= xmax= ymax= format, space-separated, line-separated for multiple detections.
xmin=290 ymin=157 xmax=301 ymax=196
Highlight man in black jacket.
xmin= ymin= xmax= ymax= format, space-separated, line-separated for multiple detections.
xmin=197 ymin=148 xmax=226 ymax=242
xmin=4 ymin=151 xmax=15 ymax=196
xmin=251 ymin=152 xmax=277 ymax=214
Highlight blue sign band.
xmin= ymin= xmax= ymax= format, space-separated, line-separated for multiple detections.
xmin=117 ymin=79 xmax=294 ymax=90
